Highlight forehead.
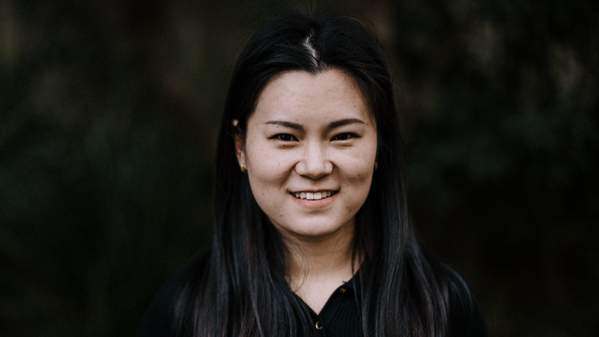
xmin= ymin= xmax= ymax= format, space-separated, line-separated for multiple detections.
xmin=251 ymin=68 xmax=374 ymax=126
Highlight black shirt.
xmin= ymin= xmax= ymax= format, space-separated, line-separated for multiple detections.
xmin=291 ymin=276 xmax=362 ymax=337
xmin=139 ymin=256 xmax=485 ymax=337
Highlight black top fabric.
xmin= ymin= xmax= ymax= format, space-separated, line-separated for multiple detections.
xmin=289 ymin=275 xmax=363 ymax=337
xmin=139 ymin=255 xmax=486 ymax=337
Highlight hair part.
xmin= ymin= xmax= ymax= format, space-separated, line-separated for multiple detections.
xmin=302 ymin=32 xmax=320 ymax=67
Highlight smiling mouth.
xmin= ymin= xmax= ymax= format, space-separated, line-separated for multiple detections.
xmin=290 ymin=191 xmax=338 ymax=200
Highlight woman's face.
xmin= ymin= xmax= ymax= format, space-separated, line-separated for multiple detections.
xmin=236 ymin=68 xmax=377 ymax=240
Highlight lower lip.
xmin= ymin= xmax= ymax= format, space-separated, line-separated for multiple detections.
xmin=290 ymin=193 xmax=337 ymax=209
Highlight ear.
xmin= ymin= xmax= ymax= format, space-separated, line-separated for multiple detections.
xmin=234 ymin=134 xmax=246 ymax=169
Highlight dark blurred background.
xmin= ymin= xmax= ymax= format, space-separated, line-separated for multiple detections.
xmin=1 ymin=0 xmax=597 ymax=336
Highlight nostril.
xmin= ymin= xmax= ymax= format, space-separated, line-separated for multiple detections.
xmin=295 ymin=159 xmax=334 ymax=178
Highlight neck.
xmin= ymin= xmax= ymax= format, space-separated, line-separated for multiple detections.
xmin=283 ymin=222 xmax=357 ymax=289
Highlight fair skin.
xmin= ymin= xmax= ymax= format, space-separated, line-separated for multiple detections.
xmin=235 ymin=68 xmax=377 ymax=313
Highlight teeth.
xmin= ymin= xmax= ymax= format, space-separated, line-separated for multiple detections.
xmin=293 ymin=191 xmax=334 ymax=200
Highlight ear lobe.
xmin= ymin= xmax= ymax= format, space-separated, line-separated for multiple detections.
xmin=234 ymin=135 xmax=246 ymax=168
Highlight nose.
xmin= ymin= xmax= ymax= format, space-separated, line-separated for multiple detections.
xmin=295 ymin=141 xmax=333 ymax=179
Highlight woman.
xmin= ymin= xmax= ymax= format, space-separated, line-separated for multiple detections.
xmin=140 ymin=13 xmax=485 ymax=337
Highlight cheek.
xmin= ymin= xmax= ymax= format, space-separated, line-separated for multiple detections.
xmin=344 ymin=165 xmax=375 ymax=196
xmin=338 ymin=151 xmax=376 ymax=207
xmin=340 ymin=141 xmax=377 ymax=182
xmin=245 ymin=143 xmax=296 ymax=207
xmin=245 ymin=138 xmax=284 ymax=178
xmin=247 ymin=151 xmax=293 ymax=183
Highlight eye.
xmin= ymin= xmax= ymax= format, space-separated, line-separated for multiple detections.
xmin=270 ymin=133 xmax=298 ymax=142
xmin=332 ymin=132 xmax=359 ymax=141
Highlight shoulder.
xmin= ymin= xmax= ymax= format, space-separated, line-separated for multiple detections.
xmin=138 ymin=252 xmax=210 ymax=337
xmin=436 ymin=263 xmax=487 ymax=337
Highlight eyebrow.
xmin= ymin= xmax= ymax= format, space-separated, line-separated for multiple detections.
xmin=264 ymin=118 xmax=366 ymax=131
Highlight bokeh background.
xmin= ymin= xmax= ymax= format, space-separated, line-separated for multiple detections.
xmin=1 ymin=0 xmax=597 ymax=336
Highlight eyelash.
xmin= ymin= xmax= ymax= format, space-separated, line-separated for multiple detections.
xmin=331 ymin=132 xmax=359 ymax=141
xmin=269 ymin=133 xmax=359 ymax=142
xmin=270 ymin=133 xmax=298 ymax=142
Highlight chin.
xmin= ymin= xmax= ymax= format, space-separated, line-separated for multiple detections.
xmin=294 ymin=227 xmax=340 ymax=239
xmin=276 ymin=218 xmax=352 ymax=240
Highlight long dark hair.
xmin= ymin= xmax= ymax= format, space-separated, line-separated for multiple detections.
xmin=171 ymin=13 xmax=483 ymax=337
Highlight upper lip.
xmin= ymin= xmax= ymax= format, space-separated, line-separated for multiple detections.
xmin=289 ymin=189 xmax=339 ymax=193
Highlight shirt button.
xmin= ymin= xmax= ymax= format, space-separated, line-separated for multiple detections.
xmin=339 ymin=287 xmax=347 ymax=294
xmin=315 ymin=321 xmax=323 ymax=330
